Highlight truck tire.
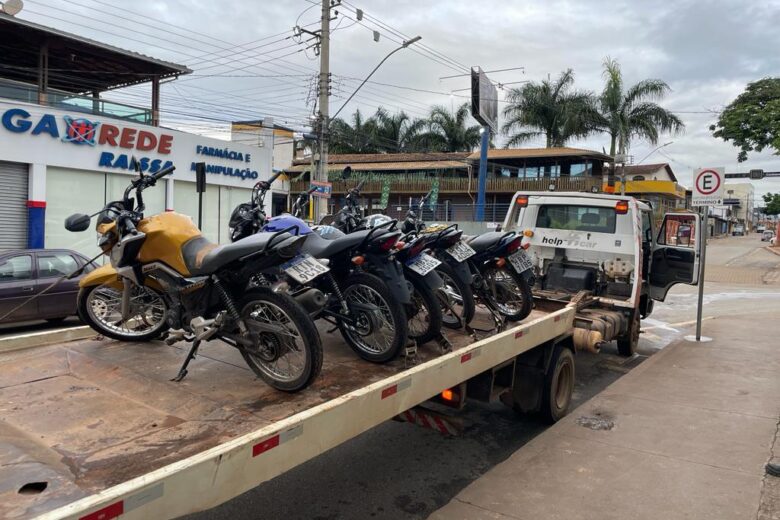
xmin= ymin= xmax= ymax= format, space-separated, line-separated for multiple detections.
xmin=540 ymin=345 xmax=575 ymax=423
xmin=617 ymin=312 xmax=640 ymax=357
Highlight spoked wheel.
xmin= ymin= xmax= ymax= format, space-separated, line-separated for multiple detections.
xmin=239 ymin=288 xmax=322 ymax=392
xmin=480 ymin=265 xmax=532 ymax=322
xmin=337 ymin=273 xmax=408 ymax=363
xmin=405 ymin=273 xmax=443 ymax=346
xmin=77 ymin=282 xmax=168 ymax=341
xmin=435 ymin=262 xmax=475 ymax=329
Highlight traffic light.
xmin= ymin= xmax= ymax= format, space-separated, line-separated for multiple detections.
xmin=749 ymin=169 xmax=765 ymax=180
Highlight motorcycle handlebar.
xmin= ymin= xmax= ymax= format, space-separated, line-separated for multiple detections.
xmin=307 ymin=186 xmax=318 ymax=194
xmin=268 ymin=170 xmax=283 ymax=185
xmin=355 ymin=179 xmax=365 ymax=192
xmin=151 ymin=165 xmax=175 ymax=181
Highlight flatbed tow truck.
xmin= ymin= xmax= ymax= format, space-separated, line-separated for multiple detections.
xmin=0 ymin=192 xmax=700 ymax=520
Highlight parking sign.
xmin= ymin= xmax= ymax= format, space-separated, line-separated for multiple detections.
xmin=692 ymin=168 xmax=724 ymax=206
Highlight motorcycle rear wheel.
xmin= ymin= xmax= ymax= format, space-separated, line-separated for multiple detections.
xmin=77 ymin=282 xmax=169 ymax=342
xmin=239 ymin=288 xmax=323 ymax=392
xmin=337 ymin=273 xmax=408 ymax=363
xmin=435 ymin=262 xmax=475 ymax=329
xmin=405 ymin=272 xmax=443 ymax=345
xmin=480 ymin=265 xmax=533 ymax=322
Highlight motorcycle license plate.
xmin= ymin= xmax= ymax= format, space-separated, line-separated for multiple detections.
xmin=405 ymin=253 xmax=441 ymax=276
xmin=282 ymin=254 xmax=330 ymax=284
xmin=508 ymin=250 xmax=533 ymax=273
xmin=446 ymin=241 xmax=476 ymax=262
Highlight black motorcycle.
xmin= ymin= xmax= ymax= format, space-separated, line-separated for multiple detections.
xmin=331 ymin=181 xmax=447 ymax=348
xmin=402 ymin=192 xmax=534 ymax=327
xmin=230 ymin=176 xmax=411 ymax=364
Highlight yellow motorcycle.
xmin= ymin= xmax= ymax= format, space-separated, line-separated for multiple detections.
xmin=65 ymin=166 xmax=323 ymax=392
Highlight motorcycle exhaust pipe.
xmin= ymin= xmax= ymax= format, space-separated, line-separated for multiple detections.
xmin=293 ymin=287 xmax=327 ymax=315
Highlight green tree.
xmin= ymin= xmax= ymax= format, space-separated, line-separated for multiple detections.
xmin=763 ymin=193 xmax=780 ymax=216
xmin=328 ymin=109 xmax=379 ymax=154
xmin=710 ymin=78 xmax=780 ymax=162
xmin=370 ymin=108 xmax=427 ymax=153
xmin=419 ymin=102 xmax=482 ymax=152
xmin=595 ymin=57 xmax=684 ymax=157
xmin=501 ymin=69 xmax=597 ymax=148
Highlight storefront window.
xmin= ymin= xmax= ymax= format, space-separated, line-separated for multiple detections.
xmin=173 ymin=180 xmax=220 ymax=243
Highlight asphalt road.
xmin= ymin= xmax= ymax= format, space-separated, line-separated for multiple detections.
xmin=186 ymin=239 xmax=780 ymax=520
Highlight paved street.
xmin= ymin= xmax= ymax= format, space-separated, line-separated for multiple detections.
xmin=187 ymin=234 xmax=780 ymax=520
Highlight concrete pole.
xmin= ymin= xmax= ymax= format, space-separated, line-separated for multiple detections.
xmin=316 ymin=0 xmax=331 ymax=223
xmin=475 ymin=126 xmax=489 ymax=221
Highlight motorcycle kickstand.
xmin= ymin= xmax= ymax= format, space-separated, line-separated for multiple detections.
xmin=436 ymin=332 xmax=453 ymax=354
xmin=171 ymin=339 xmax=201 ymax=382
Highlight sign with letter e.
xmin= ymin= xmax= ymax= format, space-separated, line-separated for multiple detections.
xmin=692 ymin=167 xmax=724 ymax=206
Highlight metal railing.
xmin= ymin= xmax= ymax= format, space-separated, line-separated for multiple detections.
xmin=0 ymin=80 xmax=152 ymax=124
xmin=291 ymin=175 xmax=602 ymax=196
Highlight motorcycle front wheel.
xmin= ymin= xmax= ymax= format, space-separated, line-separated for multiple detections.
xmin=239 ymin=288 xmax=323 ymax=392
xmin=337 ymin=273 xmax=408 ymax=363
xmin=77 ymin=282 xmax=169 ymax=342
xmin=480 ymin=265 xmax=533 ymax=322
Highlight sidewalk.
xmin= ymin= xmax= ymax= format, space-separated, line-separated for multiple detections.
xmin=430 ymin=312 xmax=780 ymax=520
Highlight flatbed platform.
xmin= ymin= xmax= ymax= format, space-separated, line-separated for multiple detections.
xmin=0 ymin=306 xmax=573 ymax=520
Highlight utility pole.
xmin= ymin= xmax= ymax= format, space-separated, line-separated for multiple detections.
xmin=315 ymin=0 xmax=332 ymax=223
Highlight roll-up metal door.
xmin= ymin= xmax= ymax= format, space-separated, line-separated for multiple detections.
xmin=0 ymin=161 xmax=29 ymax=251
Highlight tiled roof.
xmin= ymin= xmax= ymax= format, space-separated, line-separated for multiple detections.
xmin=292 ymin=152 xmax=470 ymax=166
xmin=286 ymin=160 xmax=467 ymax=173
xmin=623 ymin=163 xmax=677 ymax=182
xmin=467 ymin=147 xmax=613 ymax=162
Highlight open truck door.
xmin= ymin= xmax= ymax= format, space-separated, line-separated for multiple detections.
xmin=649 ymin=213 xmax=700 ymax=301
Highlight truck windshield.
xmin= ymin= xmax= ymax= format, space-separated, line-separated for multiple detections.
xmin=536 ymin=205 xmax=617 ymax=233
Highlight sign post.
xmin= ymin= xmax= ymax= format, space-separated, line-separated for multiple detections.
xmin=471 ymin=67 xmax=498 ymax=221
xmin=688 ymin=167 xmax=724 ymax=342
xmin=195 ymin=162 xmax=206 ymax=230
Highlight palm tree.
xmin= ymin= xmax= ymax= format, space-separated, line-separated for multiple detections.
xmin=419 ymin=103 xmax=482 ymax=152
xmin=502 ymin=69 xmax=597 ymax=148
xmin=596 ymin=57 xmax=684 ymax=157
xmin=371 ymin=108 xmax=427 ymax=153
xmin=328 ymin=109 xmax=379 ymax=154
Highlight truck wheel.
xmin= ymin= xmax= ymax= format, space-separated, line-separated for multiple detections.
xmin=617 ymin=313 xmax=640 ymax=357
xmin=540 ymin=345 xmax=575 ymax=423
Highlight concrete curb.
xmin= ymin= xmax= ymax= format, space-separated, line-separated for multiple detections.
xmin=764 ymin=245 xmax=780 ymax=256
xmin=0 ymin=326 xmax=95 ymax=354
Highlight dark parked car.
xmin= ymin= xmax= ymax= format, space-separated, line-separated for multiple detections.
xmin=0 ymin=249 xmax=96 ymax=324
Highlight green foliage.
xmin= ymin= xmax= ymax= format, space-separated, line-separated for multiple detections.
xmin=710 ymin=78 xmax=780 ymax=162
xmin=594 ymin=57 xmax=684 ymax=156
xmin=328 ymin=103 xmax=482 ymax=154
xmin=501 ymin=69 xmax=598 ymax=148
xmin=762 ymin=192 xmax=780 ymax=216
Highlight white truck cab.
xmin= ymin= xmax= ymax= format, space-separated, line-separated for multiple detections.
xmin=504 ymin=192 xmax=700 ymax=355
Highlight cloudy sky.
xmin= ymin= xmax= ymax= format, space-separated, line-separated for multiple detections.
xmin=16 ymin=0 xmax=780 ymax=200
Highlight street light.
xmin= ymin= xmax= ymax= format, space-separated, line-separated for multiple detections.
xmin=636 ymin=141 xmax=674 ymax=165
xmin=330 ymin=36 xmax=422 ymax=120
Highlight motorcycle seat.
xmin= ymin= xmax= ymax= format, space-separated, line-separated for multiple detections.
xmin=183 ymin=233 xmax=289 ymax=275
xmin=464 ymin=231 xmax=507 ymax=253
xmin=300 ymin=230 xmax=370 ymax=258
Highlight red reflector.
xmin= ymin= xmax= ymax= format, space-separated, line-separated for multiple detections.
xmin=253 ymin=434 xmax=280 ymax=456
xmin=522 ymin=242 xmax=531 ymax=250
xmin=460 ymin=352 xmax=472 ymax=363
xmin=80 ymin=501 xmax=124 ymax=520
xmin=381 ymin=385 xmax=398 ymax=399
xmin=515 ymin=195 xmax=528 ymax=207
xmin=554 ymin=315 xmax=561 ymax=322
xmin=515 ymin=330 xmax=524 ymax=338
xmin=615 ymin=200 xmax=629 ymax=214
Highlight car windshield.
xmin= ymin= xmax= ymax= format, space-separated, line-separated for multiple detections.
xmin=535 ymin=205 xmax=617 ymax=234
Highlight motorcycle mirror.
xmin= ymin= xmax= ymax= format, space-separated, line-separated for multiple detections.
xmin=342 ymin=166 xmax=352 ymax=180
xmin=64 ymin=213 xmax=91 ymax=232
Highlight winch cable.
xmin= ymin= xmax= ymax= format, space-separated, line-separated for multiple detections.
xmin=0 ymin=250 xmax=106 ymax=324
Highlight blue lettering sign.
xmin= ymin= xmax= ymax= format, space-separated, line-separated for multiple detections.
xmin=2 ymin=108 xmax=32 ymax=133
xmin=32 ymin=114 xmax=59 ymax=138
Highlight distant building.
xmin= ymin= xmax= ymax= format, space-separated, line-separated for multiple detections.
xmin=610 ymin=163 xmax=687 ymax=220
xmin=723 ymin=182 xmax=755 ymax=232
xmin=286 ymin=147 xmax=611 ymax=221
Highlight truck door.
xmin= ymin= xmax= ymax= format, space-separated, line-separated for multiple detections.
xmin=649 ymin=213 xmax=700 ymax=301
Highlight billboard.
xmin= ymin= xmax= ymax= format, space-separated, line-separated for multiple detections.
xmin=471 ymin=67 xmax=498 ymax=131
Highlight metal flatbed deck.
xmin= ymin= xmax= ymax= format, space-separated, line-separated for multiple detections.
xmin=0 ymin=305 xmax=573 ymax=520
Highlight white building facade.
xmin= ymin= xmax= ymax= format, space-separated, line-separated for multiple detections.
xmin=0 ymin=99 xmax=282 ymax=257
